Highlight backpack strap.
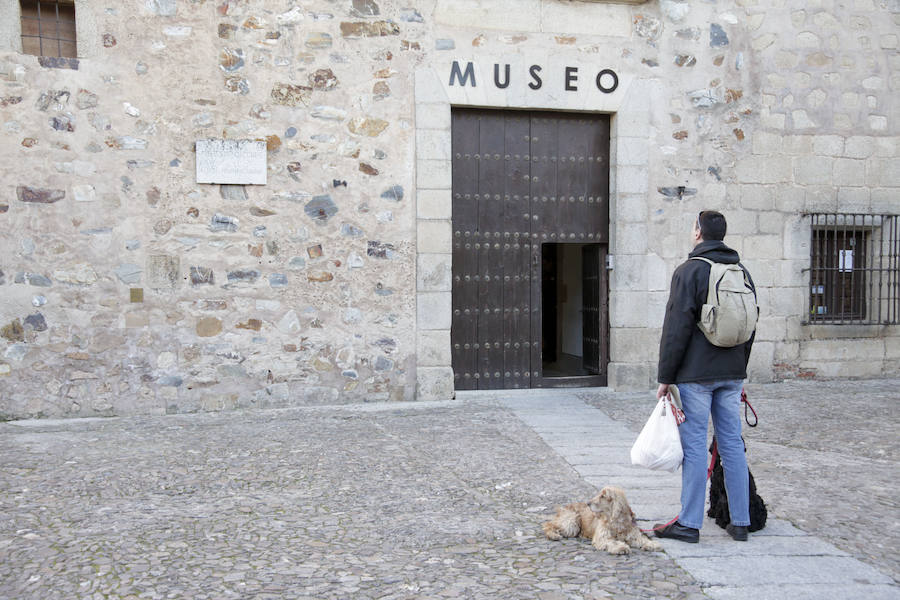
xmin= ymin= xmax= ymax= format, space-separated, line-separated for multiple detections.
xmin=737 ymin=262 xmax=757 ymax=301
xmin=689 ymin=256 xmax=717 ymax=305
xmin=690 ymin=256 xmax=754 ymax=300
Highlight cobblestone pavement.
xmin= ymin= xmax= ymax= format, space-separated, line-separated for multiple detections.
xmin=579 ymin=378 xmax=900 ymax=582
xmin=1 ymin=401 xmax=703 ymax=600
xmin=1 ymin=379 xmax=896 ymax=599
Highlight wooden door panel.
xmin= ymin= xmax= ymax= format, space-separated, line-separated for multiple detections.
xmin=451 ymin=111 xmax=480 ymax=390
xmin=476 ymin=114 xmax=507 ymax=389
xmin=586 ymin=116 xmax=611 ymax=243
xmin=502 ymin=113 xmax=532 ymax=388
xmin=582 ymin=244 xmax=600 ymax=374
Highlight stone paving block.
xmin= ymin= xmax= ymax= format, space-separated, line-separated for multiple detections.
xmin=505 ymin=397 xmax=600 ymax=409
xmin=625 ymin=502 xmax=682 ymax=520
xmin=705 ymin=584 xmax=900 ymax=600
xmin=542 ymin=436 xmax=634 ymax=450
xmin=577 ymin=470 xmax=672 ymax=485
xmin=539 ymin=432 xmax=635 ymax=446
xmin=522 ymin=421 xmax=619 ymax=433
xmin=659 ymin=526 xmax=848 ymax=559
xmin=739 ymin=518 xmax=809 ymax=537
xmin=559 ymin=457 xmax=634 ymax=471
xmin=526 ymin=410 xmax=621 ymax=423
xmin=525 ymin=409 xmax=619 ymax=422
xmin=624 ymin=488 xmax=680 ymax=503
xmin=585 ymin=474 xmax=677 ymax=491
xmin=560 ymin=458 xmax=639 ymax=473
xmin=527 ymin=413 xmax=619 ymax=426
xmin=597 ymin=476 xmax=683 ymax=492
xmin=538 ymin=427 xmax=629 ymax=439
xmin=536 ymin=439 xmax=635 ymax=452
xmin=575 ymin=463 xmax=675 ymax=477
xmin=675 ymin=555 xmax=894 ymax=587
xmin=566 ymin=450 xmax=635 ymax=465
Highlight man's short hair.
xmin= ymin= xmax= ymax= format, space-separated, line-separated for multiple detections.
xmin=698 ymin=210 xmax=727 ymax=241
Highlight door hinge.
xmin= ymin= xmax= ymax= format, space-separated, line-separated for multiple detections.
xmin=606 ymin=255 xmax=614 ymax=270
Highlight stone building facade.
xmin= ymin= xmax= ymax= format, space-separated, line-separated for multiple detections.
xmin=0 ymin=0 xmax=897 ymax=418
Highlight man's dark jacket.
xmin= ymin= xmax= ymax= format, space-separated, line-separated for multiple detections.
xmin=657 ymin=240 xmax=756 ymax=385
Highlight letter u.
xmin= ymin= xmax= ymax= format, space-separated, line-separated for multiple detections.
xmin=494 ymin=63 xmax=511 ymax=89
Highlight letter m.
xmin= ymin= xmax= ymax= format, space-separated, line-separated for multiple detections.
xmin=449 ymin=61 xmax=476 ymax=87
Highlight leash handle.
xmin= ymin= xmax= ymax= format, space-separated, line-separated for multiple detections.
xmin=668 ymin=393 xmax=686 ymax=425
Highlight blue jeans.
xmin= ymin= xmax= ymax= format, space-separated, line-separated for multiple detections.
xmin=677 ymin=380 xmax=750 ymax=529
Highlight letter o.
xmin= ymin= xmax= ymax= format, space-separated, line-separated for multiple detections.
xmin=595 ymin=69 xmax=619 ymax=94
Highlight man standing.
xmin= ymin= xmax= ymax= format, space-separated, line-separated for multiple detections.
xmin=654 ymin=211 xmax=756 ymax=543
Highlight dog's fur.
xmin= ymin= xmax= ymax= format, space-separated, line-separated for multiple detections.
xmin=542 ymin=486 xmax=663 ymax=555
xmin=707 ymin=439 xmax=767 ymax=532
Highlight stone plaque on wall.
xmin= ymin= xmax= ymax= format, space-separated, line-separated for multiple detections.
xmin=195 ymin=139 xmax=267 ymax=185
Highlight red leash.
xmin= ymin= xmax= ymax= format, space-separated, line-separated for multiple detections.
xmin=639 ymin=388 xmax=757 ymax=534
xmin=707 ymin=440 xmax=719 ymax=480
xmin=641 ymin=515 xmax=680 ymax=533
xmin=742 ymin=388 xmax=758 ymax=427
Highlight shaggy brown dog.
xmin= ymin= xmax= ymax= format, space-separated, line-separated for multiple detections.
xmin=542 ymin=486 xmax=663 ymax=555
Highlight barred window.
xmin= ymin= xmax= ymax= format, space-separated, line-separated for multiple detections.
xmin=20 ymin=0 xmax=77 ymax=58
xmin=807 ymin=213 xmax=900 ymax=325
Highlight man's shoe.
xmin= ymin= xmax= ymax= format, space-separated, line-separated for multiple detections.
xmin=653 ymin=521 xmax=699 ymax=543
xmin=726 ymin=524 xmax=749 ymax=541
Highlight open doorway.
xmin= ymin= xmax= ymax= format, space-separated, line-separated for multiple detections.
xmin=542 ymin=243 xmax=608 ymax=380
xmin=449 ymin=108 xmax=610 ymax=390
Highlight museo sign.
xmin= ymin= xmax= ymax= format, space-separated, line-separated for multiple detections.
xmin=449 ymin=60 xmax=620 ymax=94
xmin=435 ymin=58 xmax=631 ymax=113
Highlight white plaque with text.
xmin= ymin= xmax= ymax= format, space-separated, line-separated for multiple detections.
xmin=195 ymin=139 xmax=267 ymax=185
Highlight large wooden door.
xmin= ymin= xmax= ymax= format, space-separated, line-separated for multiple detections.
xmin=451 ymin=109 xmax=609 ymax=390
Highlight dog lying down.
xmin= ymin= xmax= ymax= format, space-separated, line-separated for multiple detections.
xmin=542 ymin=486 xmax=663 ymax=555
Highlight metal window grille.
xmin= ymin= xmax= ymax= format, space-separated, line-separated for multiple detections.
xmin=20 ymin=0 xmax=77 ymax=58
xmin=807 ymin=213 xmax=900 ymax=325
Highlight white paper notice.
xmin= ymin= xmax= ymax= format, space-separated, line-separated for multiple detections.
xmin=839 ymin=249 xmax=854 ymax=272
xmin=196 ymin=139 xmax=267 ymax=185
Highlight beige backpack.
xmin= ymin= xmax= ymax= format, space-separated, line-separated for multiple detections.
xmin=690 ymin=257 xmax=758 ymax=347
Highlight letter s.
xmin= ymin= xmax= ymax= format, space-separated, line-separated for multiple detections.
xmin=528 ymin=65 xmax=542 ymax=90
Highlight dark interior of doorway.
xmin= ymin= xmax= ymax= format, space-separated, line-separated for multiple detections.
xmin=541 ymin=243 xmax=604 ymax=378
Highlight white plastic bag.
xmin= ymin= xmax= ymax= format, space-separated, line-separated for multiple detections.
xmin=630 ymin=396 xmax=684 ymax=472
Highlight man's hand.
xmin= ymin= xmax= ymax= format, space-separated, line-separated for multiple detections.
xmin=656 ymin=383 xmax=669 ymax=399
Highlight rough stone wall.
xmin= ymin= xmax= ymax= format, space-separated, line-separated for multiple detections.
xmin=0 ymin=0 xmax=897 ymax=418
xmin=624 ymin=0 xmax=900 ymax=383
xmin=0 ymin=0 xmax=424 ymax=418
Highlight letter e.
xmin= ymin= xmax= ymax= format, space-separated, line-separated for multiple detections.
xmin=565 ymin=66 xmax=578 ymax=92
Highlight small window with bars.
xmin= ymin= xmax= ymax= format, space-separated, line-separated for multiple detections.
xmin=807 ymin=213 xmax=900 ymax=325
xmin=20 ymin=0 xmax=77 ymax=58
